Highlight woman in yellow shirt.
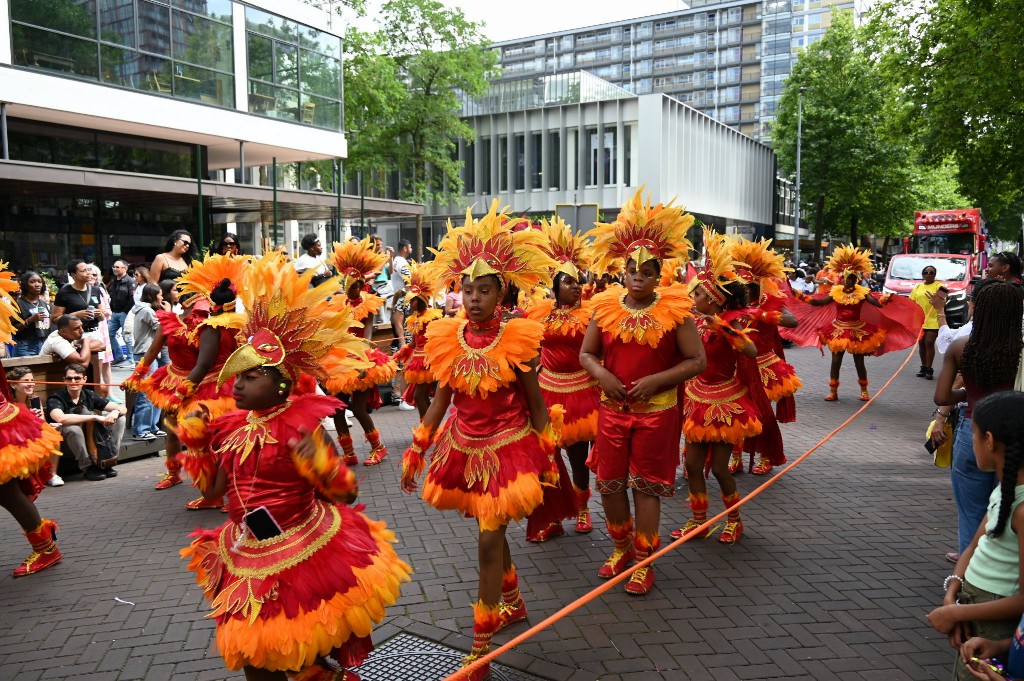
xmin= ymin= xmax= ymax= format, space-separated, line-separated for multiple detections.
xmin=910 ymin=265 xmax=944 ymax=379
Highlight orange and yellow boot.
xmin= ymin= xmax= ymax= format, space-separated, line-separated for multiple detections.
xmin=460 ymin=601 xmax=501 ymax=681
xmin=624 ymin=532 xmax=658 ymax=595
xmin=363 ymin=429 xmax=388 ymax=466
xmin=155 ymin=453 xmax=183 ymax=490
xmin=719 ymin=491 xmax=743 ymax=544
xmin=728 ymin=447 xmax=744 ymax=474
xmin=497 ymin=564 xmax=527 ymax=631
xmin=751 ymin=453 xmax=773 ymax=475
xmin=598 ymin=517 xmax=635 ymax=578
xmin=13 ymin=518 xmax=62 ymax=578
xmin=824 ymin=379 xmax=839 ymax=402
xmin=858 ymin=378 xmax=870 ymax=401
xmin=338 ymin=433 xmax=358 ymax=466
xmin=574 ymin=487 xmax=593 ymax=533
xmin=671 ymin=491 xmax=714 ymax=539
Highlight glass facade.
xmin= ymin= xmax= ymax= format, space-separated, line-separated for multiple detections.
xmin=245 ymin=6 xmax=343 ymax=130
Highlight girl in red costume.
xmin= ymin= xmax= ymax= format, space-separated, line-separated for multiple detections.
xmin=728 ymin=237 xmax=801 ymax=475
xmin=786 ymin=245 xmax=923 ymax=401
xmin=674 ymin=228 xmax=762 ymax=545
xmin=526 ymin=216 xmax=601 ymax=540
xmin=392 ymin=262 xmax=443 ymax=418
xmin=179 ymin=252 xmax=410 ymax=681
xmin=580 ymin=190 xmax=706 ymax=595
xmin=0 ymin=264 xmax=64 ymax=578
xmin=324 ymin=238 xmax=396 ymax=466
xmin=400 ymin=202 xmax=561 ymax=681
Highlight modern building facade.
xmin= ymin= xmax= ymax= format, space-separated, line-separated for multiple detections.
xmin=491 ymin=0 xmax=866 ymax=141
xmin=0 ymin=0 xmax=419 ymax=273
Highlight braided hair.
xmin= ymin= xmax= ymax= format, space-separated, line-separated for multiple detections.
xmin=972 ymin=391 xmax=1024 ymax=537
xmin=961 ymin=281 xmax=1024 ymax=393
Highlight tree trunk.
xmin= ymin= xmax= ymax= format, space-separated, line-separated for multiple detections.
xmin=850 ymin=212 xmax=859 ymax=246
xmin=813 ymin=196 xmax=825 ymax=262
xmin=415 ymin=213 xmax=424 ymax=261
xmin=881 ymin=235 xmax=891 ymax=267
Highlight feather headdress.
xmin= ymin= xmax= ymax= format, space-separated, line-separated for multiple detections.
xmin=176 ymin=252 xmax=250 ymax=313
xmin=0 ymin=263 xmax=21 ymax=346
xmin=827 ymin=244 xmax=874 ymax=278
xmin=329 ymin=237 xmax=389 ymax=291
xmin=728 ymin=237 xmax=791 ymax=298
xmin=689 ymin=227 xmax=744 ymax=306
xmin=402 ymin=261 xmax=443 ymax=305
xmin=218 ymin=252 xmax=371 ymax=387
xmin=426 ymin=200 xmax=556 ymax=291
xmin=539 ymin=215 xmax=592 ymax=282
xmin=586 ymin=188 xmax=695 ymax=275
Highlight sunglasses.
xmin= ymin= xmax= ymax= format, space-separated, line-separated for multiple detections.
xmin=224 ymin=241 xmax=237 ymax=246
xmin=179 ymin=239 xmax=192 ymax=246
xmin=64 ymin=375 xmax=84 ymax=382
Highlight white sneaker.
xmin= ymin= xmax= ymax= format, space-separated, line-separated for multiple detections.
xmin=398 ymin=401 xmax=416 ymax=411
xmin=47 ymin=474 xmax=65 ymax=487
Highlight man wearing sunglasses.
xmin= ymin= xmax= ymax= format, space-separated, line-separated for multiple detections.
xmin=46 ymin=364 xmax=126 ymax=482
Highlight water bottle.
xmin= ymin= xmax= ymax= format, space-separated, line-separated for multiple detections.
xmin=87 ymin=304 xmax=96 ymax=325
xmin=36 ymin=304 xmax=49 ymax=331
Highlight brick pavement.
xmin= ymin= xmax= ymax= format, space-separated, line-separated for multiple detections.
xmin=0 ymin=344 xmax=961 ymax=680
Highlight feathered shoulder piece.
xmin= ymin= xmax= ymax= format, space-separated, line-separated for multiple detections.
xmin=426 ymin=200 xmax=556 ymax=291
xmin=526 ymin=298 xmax=593 ymax=336
xmin=403 ymin=260 xmax=443 ymax=305
xmin=407 ymin=307 xmax=443 ymax=335
xmin=539 ymin=215 xmax=592 ymax=281
xmin=423 ymin=316 xmax=544 ymax=397
xmin=0 ymin=263 xmax=21 ymax=346
xmin=829 ymin=284 xmax=870 ymax=305
xmin=827 ymin=244 xmax=874 ymax=278
xmin=689 ymin=227 xmax=744 ymax=306
xmin=590 ymin=282 xmax=693 ymax=347
xmin=218 ymin=252 xmax=371 ymax=387
xmin=729 ymin=237 xmax=791 ymax=298
xmin=329 ymin=237 xmax=389 ymax=285
xmin=586 ymin=188 xmax=694 ymax=275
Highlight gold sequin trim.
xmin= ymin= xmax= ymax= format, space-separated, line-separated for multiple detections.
xmin=431 ymin=421 xmax=533 ymax=489
xmin=601 ymin=388 xmax=677 ymax=414
xmin=217 ymin=502 xmax=342 ymax=578
xmin=539 ymin=368 xmax=598 ymax=394
xmin=684 ymin=378 xmax=747 ymax=406
xmin=0 ymin=402 xmax=19 ymax=425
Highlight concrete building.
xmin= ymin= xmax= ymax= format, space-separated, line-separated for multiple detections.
xmin=491 ymin=0 xmax=867 ymax=142
xmin=0 ymin=0 xmax=419 ymax=273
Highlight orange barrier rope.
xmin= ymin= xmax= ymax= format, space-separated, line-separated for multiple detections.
xmin=448 ymin=342 xmax=919 ymax=681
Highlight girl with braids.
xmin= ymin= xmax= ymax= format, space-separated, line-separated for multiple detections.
xmin=935 ymin=281 xmax=1024 ymax=557
xmin=928 ymin=391 xmax=1024 ymax=681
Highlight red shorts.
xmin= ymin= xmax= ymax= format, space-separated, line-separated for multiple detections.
xmin=594 ymin=405 xmax=680 ymax=497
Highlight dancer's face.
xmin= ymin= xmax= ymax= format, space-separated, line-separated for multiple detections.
xmin=692 ymin=285 xmax=716 ymax=315
xmin=462 ymin=275 xmax=500 ymax=323
xmin=233 ymin=367 xmax=288 ymax=411
xmin=624 ymin=259 xmax=658 ymax=301
xmin=556 ymin=275 xmax=582 ymax=307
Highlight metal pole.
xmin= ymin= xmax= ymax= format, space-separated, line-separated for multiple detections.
xmin=238 ymin=140 xmax=245 ymax=184
xmin=196 ymin=144 xmax=204 ymax=250
xmin=793 ymin=89 xmax=804 ymax=262
xmin=358 ymin=170 xmax=365 ymax=238
xmin=1 ymin=103 xmax=8 ymax=160
xmin=336 ymin=158 xmax=342 ymax=243
xmin=272 ymin=156 xmax=278 ymax=247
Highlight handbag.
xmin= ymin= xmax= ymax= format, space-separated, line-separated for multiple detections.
xmin=925 ymin=418 xmax=953 ymax=468
xmin=79 ymin=408 xmax=120 ymax=469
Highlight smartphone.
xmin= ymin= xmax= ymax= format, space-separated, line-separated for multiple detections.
xmin=243 ymin=506 xmax=283 ymax=540
xmin=29 ymin=396 xmax=42 ymax=411
xmin=938 ymin=286 xmax=949 ymax=293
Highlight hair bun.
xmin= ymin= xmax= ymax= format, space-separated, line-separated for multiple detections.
xmin=210 ymin=278 xmax=236 ymax=305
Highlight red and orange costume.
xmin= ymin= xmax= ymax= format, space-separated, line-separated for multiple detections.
xmin=0 ymin=264 xmax=63 ymax=578
xmin=392 ymin=261 xmax=444 ymax=405
xmin=179 ymin=252 xmax=408 ymax=679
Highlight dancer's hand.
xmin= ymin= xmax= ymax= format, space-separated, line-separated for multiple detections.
xmin=931 ymin=419 xmax=950 ymax=447
xmin=927 ymin=603 xmax=961 ymax=635
xmin=628 ymin=375 xmax=662 ymax=401
xmin=400 ymin=471 xmax=418 ymax=494
xmin=597 ymin=369 xmax=627 ymax=401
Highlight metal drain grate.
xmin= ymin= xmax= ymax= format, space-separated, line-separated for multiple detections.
xmin=354 ymin=632 xmax=549 ymax=681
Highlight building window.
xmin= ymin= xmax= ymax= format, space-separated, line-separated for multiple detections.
xmin=498 ymin=136 xmax=508 ymax=192
xmin=530 ymin=133 xmax=542 ymax=190
xmin=514 ymin=134 xmax=525 ymax=191
xmin=464 ymin=142 xmax=475 ymax=194
xmin=623 ymin=125 xmax=632 ymax=187
xmin=548 ymin=131 xmax=560 ymax=189
xmin=480 ymin=138 xmax=492 ymax=194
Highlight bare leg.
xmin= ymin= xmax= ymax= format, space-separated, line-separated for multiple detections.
xmin=922 ymin=330 xmax=937 ymax=369
xmin=477 ymin=525 xmax=509 ymax=607
xmin=350 ymin=391 xmax=376 ymax=434
xmin=332 ymin=408 xmax=350 ymax=438
xmin=707 ymin=442 xmax=737 ymax=498
xmin=683 ymin=442 xmax=708 ymax=499
xmin=853 ymin=353 xmax=868 ymax=381
xmin=601 ymin=488 xmax=630 ymax=527
xmin=829 ymin=351 xmax=845 ymax=381
xmin=413 ymin=383 xmax=431 ymax=419
xmin=633 ymin=490 xmax=661 ymax=539
xmin=0 ymin=480 xmax=42 ymax=532
xmin=566 ymin=442 xmax=590 ymax=491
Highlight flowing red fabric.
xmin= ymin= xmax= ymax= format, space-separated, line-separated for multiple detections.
xmin=780 ymin=291 xmax=923 ymax=356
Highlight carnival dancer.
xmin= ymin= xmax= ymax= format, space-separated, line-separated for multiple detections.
xmin=0 ymin=263 xmax=64 ymax=578
xmin=392 ymin=262 xmax=444 ymax=418
xmin=785 ymin=245 xmax=923 ymax=401
xmin=670 ymin=228 xmax=762 ymax=545
xmin=579 ymin=190 xmax=706 ymax=594
xmin=400 ymin=201 xmax=561 ymax=680
xmin=324 ymin=238 xmax=397 ymax=466
xmin=178 ymin=252 xmax=409 ymax=681
xmin=728 ymin=237 xmax=801 ymax=475
xmin=525 ymin=217 xmax=600 ymax=540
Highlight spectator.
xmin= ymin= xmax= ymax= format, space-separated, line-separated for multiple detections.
xmin=12 ymin=271 xmax=51 ymax=357
xmin=87 ymin=264 xmax=115 ymax=398
xmin=910 ymin=265 xmax=943 ymax=379
xmin=986 ymin=251 xmax=1023 ymax=284
xmin=132 ymin=266 xmax=150 ymax=305
xmin=52 ymin=260 xmax=103 ymax=333
xmin=129 ymin=284 xmax=165 ymax=441
xmin=106 ymin=259 xmax=135 ymax=366
xmin=40 ymin=313 xmax=105 ymax=366
xmin=46 ymin=363 xmax=126 ymax=481
xmin=390 ymin=239 xmax=412 ymax=348
xmin=215 ymin=232 xmax=241 ymax=256
xmin=149 ymin=229 xmax=194 ymax=284
xmin=368 ymin=233 xmax=394 ymax=324
xmin=443 ymin=281 xmax=463 ymax=317
xmin=294 ymin=233 xmax=330 ymax=283
xmin=5 ymin=366 xmax=62 ymax=487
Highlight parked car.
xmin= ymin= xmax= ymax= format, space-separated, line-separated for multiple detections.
xmin=883 ymin=253 xmax=973 ymax=328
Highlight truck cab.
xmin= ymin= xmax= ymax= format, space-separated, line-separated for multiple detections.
xmin=883 ymin=253 xmax=972 ymax=328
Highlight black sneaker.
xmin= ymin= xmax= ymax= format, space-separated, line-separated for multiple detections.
xmin=925 ymin=367 xmax=934 ymax=380
xmin=916 ymin=366 xmax=928 ymax=377
xmin=104 ymin=467 xmax=118 ymax=478
xmin=84 ymin=466 xmax=107 ymax=481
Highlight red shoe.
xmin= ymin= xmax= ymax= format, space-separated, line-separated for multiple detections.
xmin=751 ymin=455 xmax=773 ymax=475
xmin=574 ymin=507 xmax=593 ymax=534
xmin=670 ymin=518 xmax=713 ymax=540
xmin=526 ymin=522 xmax=565 ymax=543
xmin=597 ymin=546 xmax=635 ymax=579
xmin=718 ymin=519 xmax=744 ymax=544
xmin=342 ymin=453 xmax=359 ymax=466
xmin=13 ymin=519 xmax=61 ymax=578
xmin=624 ymin=565 xmax=655 ymax=595
xmin=364 ymin=445 xmax=388 ymax=466
xmin=497 ymin=597 xmax=527 ymax=631
xmin=185 ymin=496 xmax=224 ymax=510
xmin=728 ymin=452 xmax=743 ymax=474
xmin=154 ymin=473 xmax=182 ymax=490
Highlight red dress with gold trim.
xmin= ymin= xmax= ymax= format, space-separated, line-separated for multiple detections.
xmin=181 ymin=394 xmax=410 ymax=673
xmin=395 ymin=308 xmax=442 ymax=404
xmin=683 ymin=311 xmax=763 ymax=445
xmin=0 ymin=373 xmax=62 ymax=500
xmin=325 ymin=293 xmax=396 ymax=404
xmin=420 ymin=316 xmax=565 ymax=531
xmin=528 ymin=299 xmax=599 ymax=448
xmin=141 ymin=309 xmax=199 ymax=411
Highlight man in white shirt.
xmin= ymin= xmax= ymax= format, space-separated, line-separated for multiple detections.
xmin=40 ymin=316 xmax=106 ymax=366
xmin=389 ymin=239 xmax=412 ymax=349
xmin=294 ymin=233 xmax=329 ymax=282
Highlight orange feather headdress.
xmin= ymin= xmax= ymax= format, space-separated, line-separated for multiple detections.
xmin=538 ymin=215 xmax=592 ymax=282
xmin=586 ymin=187 xmax=695 ymax=275
xmin=176 ymin=252 xmax=250 ymax=313
xmin=329 ymin=237 xmax=389 ymax=292
xmin=218 ymin=252 xmax=371 ymax=387
xmin=827 ymin=244 xmax=874 ymax=279
xmin=689 ymin=227 xmax=744 ymax=306
xmin=0 ymin=263 xmax=21 ymax=347
xmin=728 ymin=237 xmax=791 ymax=298
xmin=426 ymin=200 xmax=556 ymax=291
xmin=402 ymin=261 xmax=443 ymax=305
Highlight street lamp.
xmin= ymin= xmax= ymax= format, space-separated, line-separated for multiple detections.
xmin=792 ymin=87 xmax=806 ymax=263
